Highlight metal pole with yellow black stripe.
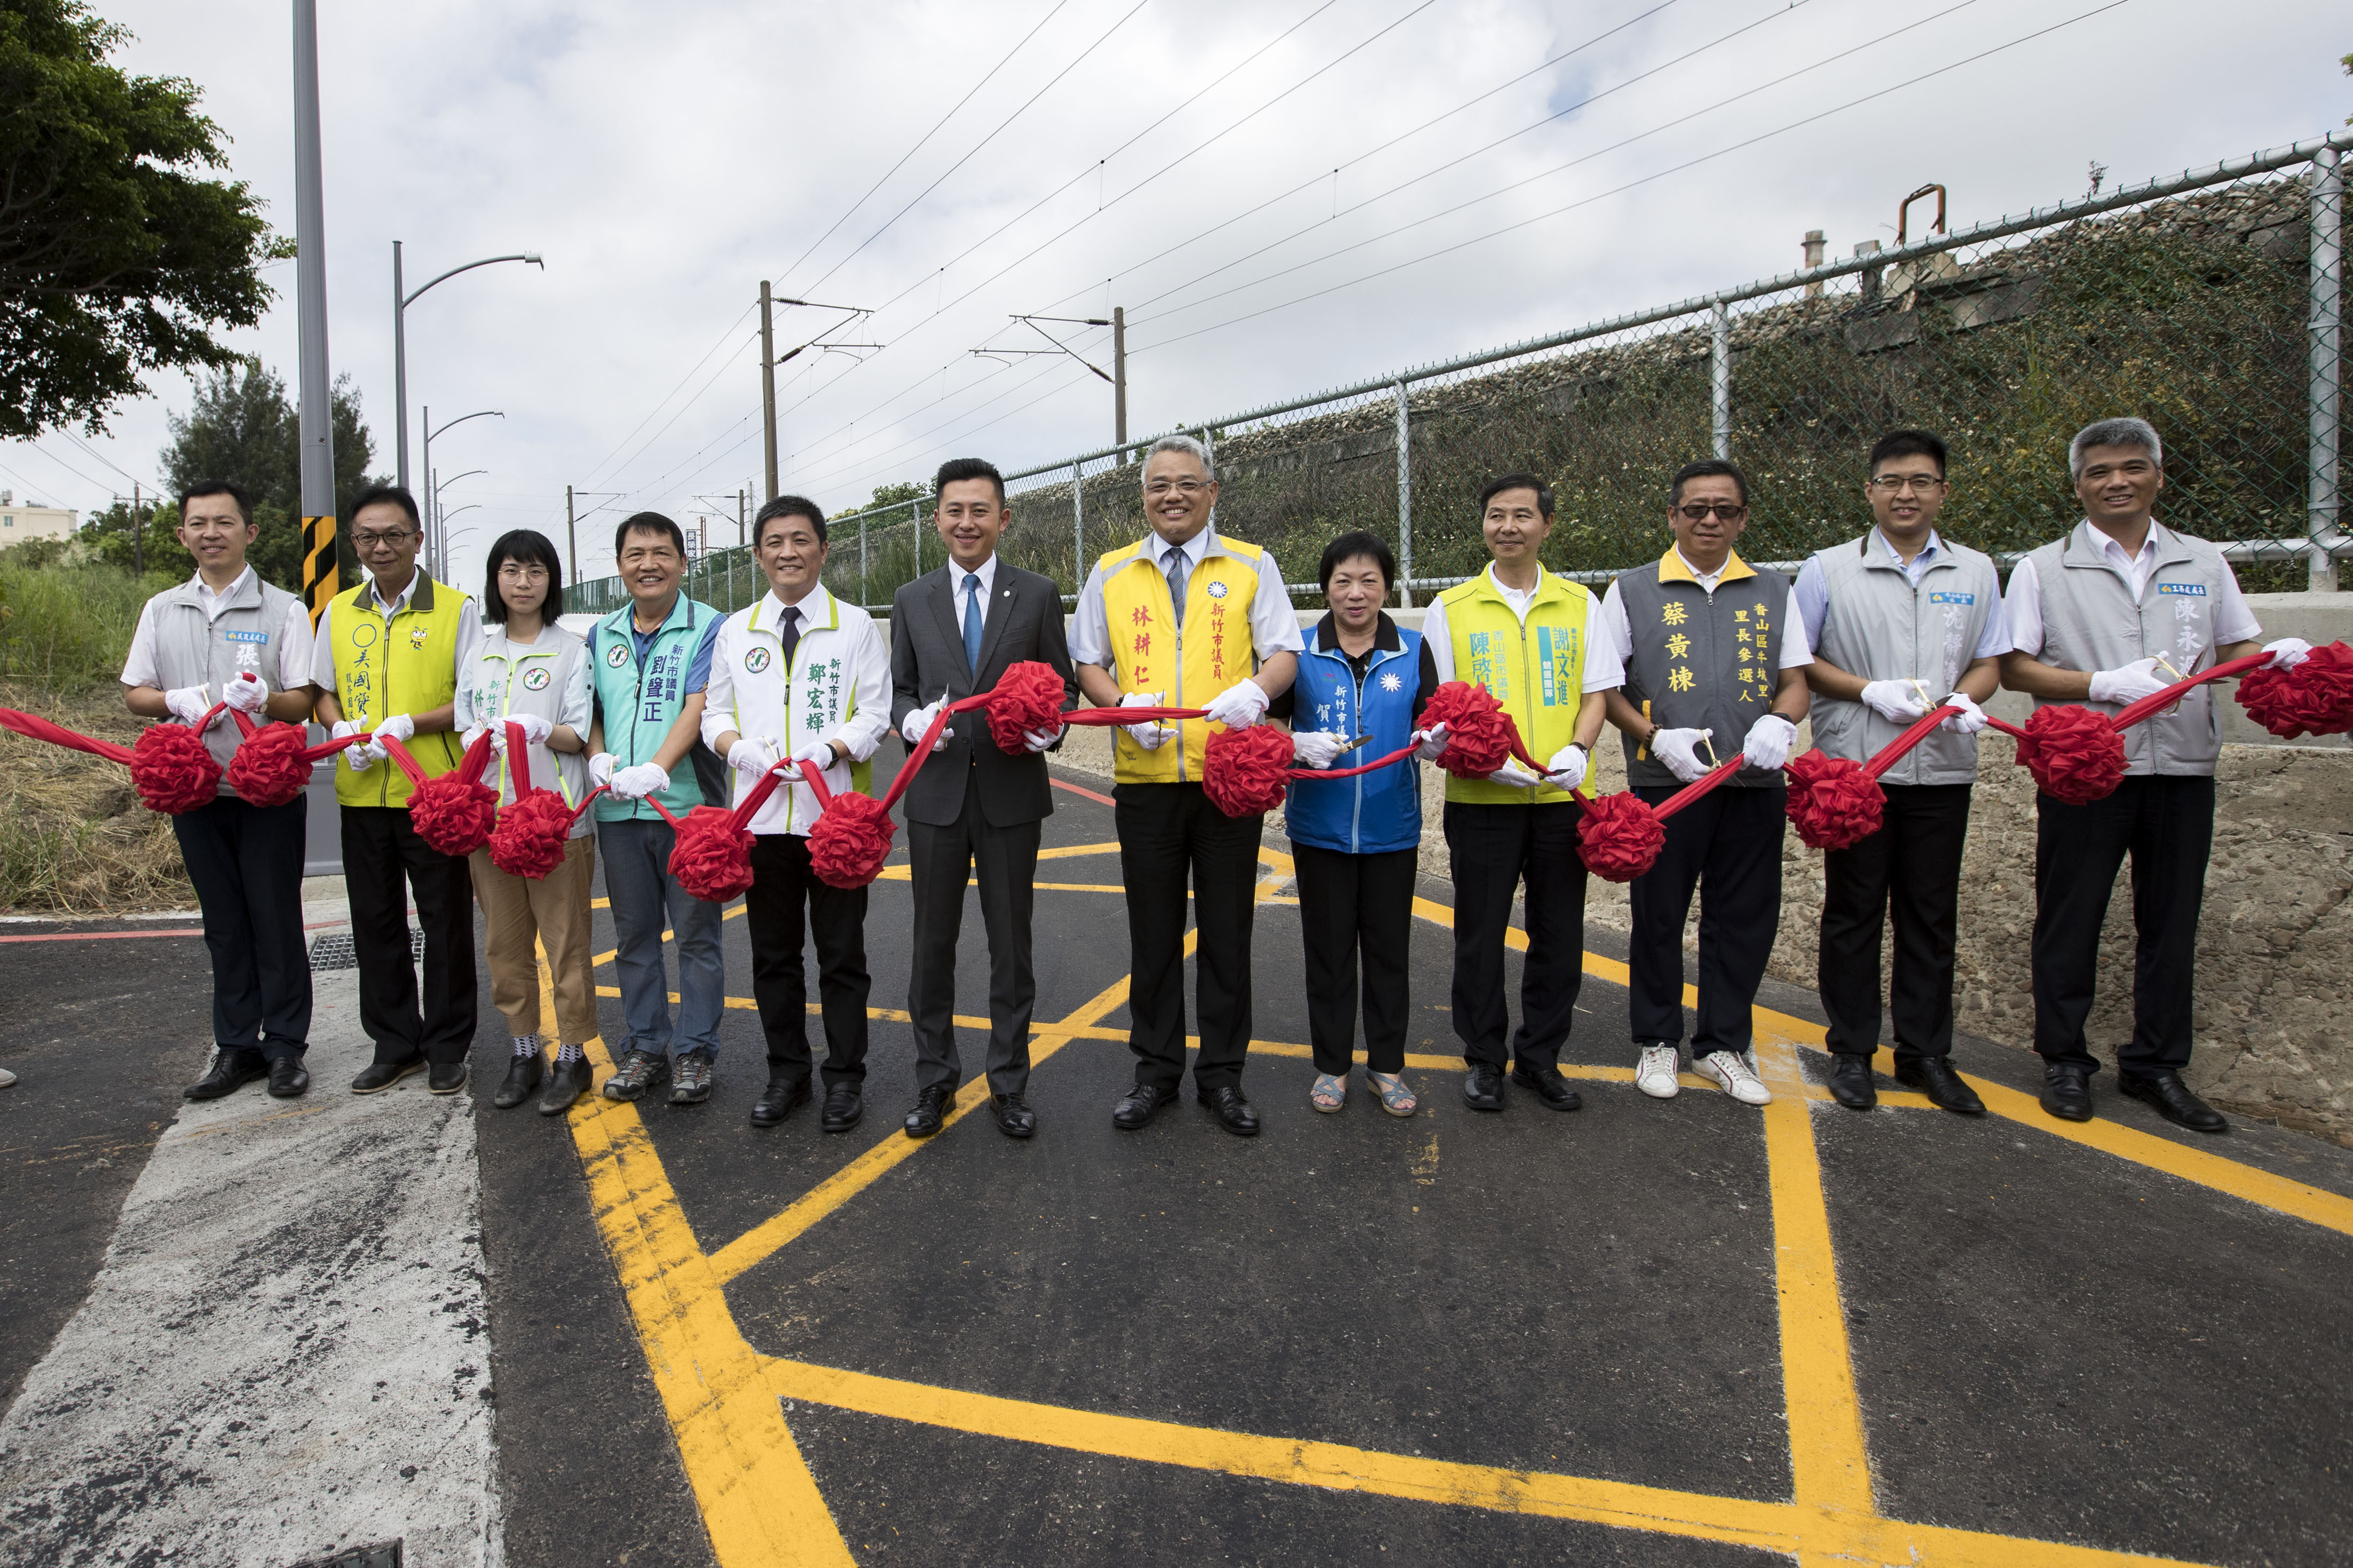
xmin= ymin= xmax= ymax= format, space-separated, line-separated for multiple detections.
xmin=293 ymin=0 xmax=336 ymax=624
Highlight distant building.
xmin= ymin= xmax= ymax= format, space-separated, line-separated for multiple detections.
xmin=0 ymin=492 xmax=77 ymax=542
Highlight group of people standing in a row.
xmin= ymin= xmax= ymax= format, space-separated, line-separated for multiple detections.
xmin=124 ymin=414 xmax=2300 ymax=1139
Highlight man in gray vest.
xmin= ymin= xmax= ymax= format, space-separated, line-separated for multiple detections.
xmin=1600 ymin=459 xmax=1812 ymax=1110
xmin=119 ymin=480 xmax=319 ymax=1100
xmin=2000 ymin=417 xmax=2309 ymax=1132
xmin=1794 ymin=430 xmax=2007 ymax=1116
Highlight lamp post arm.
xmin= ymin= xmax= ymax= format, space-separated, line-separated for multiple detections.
xmin=405 ymin=253 xmax=543 ymax=308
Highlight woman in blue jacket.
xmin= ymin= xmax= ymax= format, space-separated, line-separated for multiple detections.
xmin=1272 ymin=531 xmax=1439 ymax=1116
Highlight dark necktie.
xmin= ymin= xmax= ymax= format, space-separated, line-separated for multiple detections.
xmin=962 ymin=573 xmax=984 ymax=672
xmin=1164 ymin=545 xmax=1188 ymax=628
xmin=778 ymin=605 xmax=801 ymax=669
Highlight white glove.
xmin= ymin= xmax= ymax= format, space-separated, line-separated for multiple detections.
xmin=1743 ymin=713 xmax=1797 ymax=771
xmin=2263 ymin=637 xmax=2313 ymax=670
xmin=1119 ymin=691 xmax=1174 ymax=751
xmin=1859 ymin=678 xmax=1930 ymax=723
xmin=1202 ymin=678 xmax=1270 ymax=729
xmin=163 ymin=685 xmax=212 ymax=725
xmin=778 ymin=737 xmax=838 ymax=781
xmin=1649 ymin=726 xmax=1712 ymax=784
xmin=374 ymin=712 xmax=416 ymax=746
xmin=1544 ymin=743 xmax=1589 ymax=790
xmin=728 ymin=735 xmax=781 ymax=777
xmin=901 ymin=700 xmax=949 ymax=753
xmin=331 ymin=717 xmax=376 ymax=772
xmin=611 ymin=762 xmax=670 ymax=800
xmin=1021 ymin=727 xmax=1059 ymax=754
xmin=1291 ymin=731 xmax=1350 ymax=769
xmin=460 ymin=724 xmax=490 ymax=753
xmin=588 ymin=751 xmax=617 ymax=788
xmin=223 ymin=672 xmax=269 ymax=715
xmin=1487 ymin=759 xmax=1544 ymax=789
xmin=1412 ymin=721 xmax=1449 ymax=762
xmin=1938 ymin=692 xmax=1988 ymax=734
xmin=501 ymin=712 xmax=555 ymax=747
xmin=2088 ymin=657 xmax=2169 ymax=706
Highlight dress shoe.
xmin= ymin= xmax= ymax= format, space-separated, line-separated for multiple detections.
xmin=428 ymin=1060 xmax=470 ymax=1095
xmin=1897 ymin=1056 xmax=1984 ymax=1115
xmin=1826 ymin=1054 xmax=1877 ymax=1111
xmin=267 ymin=1057 xmax=310 ymax=1099
xmin=539 ymin=1057 xmax=593 ymax=1115
xmin=1461 ymin=1063 xmax=1505 ymax=1112
xmin=350 ymin=1056 xmax=425 ymax=1095
xmin=186 ymin=1049 xmax=266 ymax=1101
xmin=1112 ymin=1082 xmax=1176 ymax=1130
xmin=493 ymin=1052 xmax=544 ymax=1109
xmin=820 ymin=1084 xmax=864 ymax=1133
xmin=2118 ymin=1070 xmax=2228 ymax=1134
xmin=992 ymin=1092 xmax=1037 ymax=1139
xmin=1509 ymin=1064 xmax=1583 ymax=1112
xmin=751 ymin=1075 xmax=812 ymax=1127
xmin=1198 ymin=1084 xmax=1260 ymax=1136
xmin=2040 ymin=1062 xmax=2094 ymax=1122
xmin=904 ymin=1084 xmax=953 ymax=1139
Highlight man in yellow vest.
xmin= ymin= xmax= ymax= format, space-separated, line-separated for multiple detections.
xmin=1423 ymin=472 xmax=1617 ymax=1114
xmin=1072 ymin=434 xmax=1302 ymax=1136
xmin=311 ymin=484 xmax=483 ymax=1096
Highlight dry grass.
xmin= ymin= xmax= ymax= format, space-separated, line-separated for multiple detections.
xmin=0 ymin=684 xmax=193 ymax=914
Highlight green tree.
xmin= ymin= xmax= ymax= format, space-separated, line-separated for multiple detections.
xmin=0 ymin=0 xmax=283 ymax=439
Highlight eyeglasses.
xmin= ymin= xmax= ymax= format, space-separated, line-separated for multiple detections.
xmin=351 ymin=528 xmax=420 ymax=548
xmin=1143 ymin=479 xmax=1211 ymax=498
xmin=1867 ymin=474 xmax=1947 ymax=494
xmin=497 ymin=564 xmax=550 ymax=583
xmin=1675 ymin=502 xmax=1748 ymax=522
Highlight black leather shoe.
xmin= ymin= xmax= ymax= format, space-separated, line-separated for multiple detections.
xmin=1509 ymin=1064 xmax=1583 ymax=1112
xmin=2040 ymin=1062 xmax=2094 ymax=1122
xmin=185 ymin=1050 xmax=266 ymax=1101
xmin=2118 ymin=1070 xmax=2228 ymax=1134
xmin=820 ymin=1084 xmax=864 ymax=1133
xmin=1826 ymin=1054 xmax=1877 ymax=1111
xmin=903 ymin=1084 xmax=953 ymax=1139
xmin=992 ymin=1093 xmax=1037 ymax=1139
xmin=539 ymin=1057 xmax=593 ymax=1115
xmin=493 ymin=1052 xmax=543 ymax=1109
xmin=751 ymin=1075 xmax=811 ymax=1127
xmin=1198 ymin=1084 xmax=1260 ymax=1136
xmin=1112 ymin=1082 xmax=1176 ymax=1130
xmin=351 ymin=1056 xmax=425 ymax=1095
xmin=1462 ymin=1063 xmax=1505 ymax=1112
xmin=1897 ymin=1056 xmax=1984 ymax=1115
xmin=428 ymin=1060 xmax=470 ymax=1095
xmin=267 ymin=1057 xmax=310 ymax=1099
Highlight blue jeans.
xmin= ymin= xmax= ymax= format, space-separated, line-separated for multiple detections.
xmin=598 ymin=816 xmax=725 ymax=1058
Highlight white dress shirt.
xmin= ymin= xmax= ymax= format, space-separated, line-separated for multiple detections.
xmin=119 ymin=567 xmax=314 ymax=691
xmin=1596 ymin=550 xmax=1815 ymax=670
xmin=1421 ymin=565 xmax=1625 ymax=692
xmin=949 ymin=551 xmax=999 ymax=631
xmin=2004 ymin=519 xmax=2261 ymax=657
xmin=1068 ymin=526 xmax=1305 ymax=672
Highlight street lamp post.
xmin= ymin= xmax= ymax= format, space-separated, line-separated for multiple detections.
xmin=394 ymin=246 xmax=541 ymax=492
xmin=420 ymin=407 xmax=502 ymax=579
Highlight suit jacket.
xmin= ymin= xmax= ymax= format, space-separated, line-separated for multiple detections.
xmin=889 ymin=561 xmax=1078 ymax=828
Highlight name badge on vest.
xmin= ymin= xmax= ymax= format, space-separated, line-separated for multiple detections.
xmin=2155 ymin=583 xmax=2208 ymax=597
xmin=1928 ymin=591 xmax=1975 ymax=605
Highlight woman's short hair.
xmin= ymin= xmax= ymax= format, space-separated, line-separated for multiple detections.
xmin=482 ymin=528 xmax=566 ymax=624
xmin=1317 ymin=529 xmax=1395 ymax=593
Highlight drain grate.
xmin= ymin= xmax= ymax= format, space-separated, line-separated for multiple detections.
xmin=308 ymin=931 xmax=425 ymax=972
xmin=287 ymin=1541 xmax=401 ymax=1568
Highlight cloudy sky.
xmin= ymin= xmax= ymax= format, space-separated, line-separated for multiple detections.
xmin=5 ymin=0 xmax=2347 ymax=589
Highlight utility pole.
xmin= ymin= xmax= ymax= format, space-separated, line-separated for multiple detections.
xmin=131 ymin=482 xmax=143 ymax=575
xmin=293 ymin=0 xmax=337 ymax=624
xmin=738 ymin=487 xmax=746 ymax=548
xmin=1113 ymin=305 xmax=1127 ymax=453
xmin=760 ymin=280 xmax=779 ymax=502
xmin=566 ymin=484 xmax=577 ymax=584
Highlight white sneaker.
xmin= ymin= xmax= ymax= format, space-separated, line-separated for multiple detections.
xmin=1635 ymin=1044 xmax=1680 ymax=1099
xmin=1696 ymin=1049 xmax=1772 ymax=1106
xmin=0 ymin=1067 xmax=14 ymax=1088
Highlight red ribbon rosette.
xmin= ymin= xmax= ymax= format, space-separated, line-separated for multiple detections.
xmin=984 ymin=660 xmax=1071 ymax=754
xmin=2235 ymin=642 xmax=2353 ymax=739
xmin=383 ymin=727 xmax=502 ymax=856
xmin=1417 ymin=682 xmax=1521 ymax=779
xmin=1783 ymin=705 xmax=1962 ymax=851
xmin=799 ymin=769 xmax=898 ymax=888
xmin=487 ymin=721 xmax=607 ymax=880
xmin=1202 ymin=723 xmax=1296 ymax=817
xmin=129 ymin=703 xmax=228 ymax=813
xmin=1575 ymin=790 xmax=1667 ymax=881
xmin=223 ymin=710 xmax=314 ymax=807
xmin=1991 ymin=704 xmax=2127 ymax=805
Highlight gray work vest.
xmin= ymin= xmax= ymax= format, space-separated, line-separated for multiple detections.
xmin=1806 ymin=533 xmax=2000 ymax=786
xmin=2020 ymin=521 xmax=2237 ymax=778
xmin=464 ymin=623 xmax=591 ymax=836
xmin=145 ymin=572 xmax=303 ymax=795
xmin=1614 ymin=552 xmax=1791 ymax=789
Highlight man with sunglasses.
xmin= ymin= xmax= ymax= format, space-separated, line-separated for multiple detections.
xmin=1600 ymin=460 xmax=1811 ymax=1109
xmin=1792 ymin=431 xmax=2005 ymax=1116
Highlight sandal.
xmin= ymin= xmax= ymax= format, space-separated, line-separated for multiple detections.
xmin=1310 ymin=1073 xmax=1347 ymax=1112
xmin=1367 ymin=1071 xmax=1418 ymax=1117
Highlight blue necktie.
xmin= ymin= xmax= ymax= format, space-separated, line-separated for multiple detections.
xmin=962 ymin=572 xmax=984 ymax=672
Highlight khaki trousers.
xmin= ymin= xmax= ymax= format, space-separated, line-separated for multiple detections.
xmin=468 ymin=834 xmax=599 ymax=1045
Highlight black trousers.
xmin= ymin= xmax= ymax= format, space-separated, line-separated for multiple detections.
xmin=2032 ymin=773 xmax=2214 ymax=1075
xmin=1115 ymin=781 xmax=1261 ymax=1094
xmin=1628 ymin=786 xmax=1784 ymax=1056
xmin=1442 ymin=801 xmax=1588 ymax=1071
xmin=746 ymin=832 xmax=870 ymax=1088
xmin=1818 ymin=783 xmax=1972 ymax=1062
xmin=341 ymin=804 xmax=478 ymax=1066
xmin=906 ymin=770 xmax=1042 ymax=1097
xmin=173 ymin=794 xmax=311 ymax=1060
xmin=1293 ymin=843 xmax=1417 ymax=1076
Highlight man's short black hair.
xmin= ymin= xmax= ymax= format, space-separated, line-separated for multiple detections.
xmin=1317 ymin=530 xmax=1395 ymax=593
xmin=1868 ymin=429 xmax=1947 ymax=477
xmin=482 ymin=528 xmax=566 ymax=624
xmin=177 ymin=479 xmax=252 ymax=525
xmin=614 ymin=511 xmax=685 ymax=559
xmin=1669 ymin=459 xmax=1749 ymax=508
xmin=934 ymin=457 xmax=1005 ymax=505
xmin=1478 ymin=471 xmax=1554 ymax=518
xmin=348 ymin=482 xmax=421 ymax=527
xmin=755 ymin=494 xmax=827 ymax=544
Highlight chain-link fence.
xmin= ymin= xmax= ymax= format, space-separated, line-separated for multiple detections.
xmin=574 ymin=131 xmax=2347 ymax=616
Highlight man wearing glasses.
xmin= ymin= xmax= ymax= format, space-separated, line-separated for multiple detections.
xmin=1792 ymin=431 xmax=2005 ymax=1116
xmin=311 ymin=484 xmax=483 ymax=1096
xmin=1071 ymin=434 xmax=1302 ymax=1136
xmin=1600 ymin=460 xmax=1811 ymax=1109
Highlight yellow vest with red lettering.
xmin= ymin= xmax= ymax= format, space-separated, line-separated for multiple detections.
xmin=1097 ymin=535 xmax=1270 ymax=785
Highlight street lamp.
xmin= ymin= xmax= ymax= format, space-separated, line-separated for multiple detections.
xmin=393 ymin=244 xmax=541 ymax=491
xmin=421 ymin=407 xmax=501 ymax=580
xmin=438 ymin=512 xmax=484 ymax=587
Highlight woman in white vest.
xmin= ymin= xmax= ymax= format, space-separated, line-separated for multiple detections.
xmin=455 ymin=530 xmax=598 ymax=1115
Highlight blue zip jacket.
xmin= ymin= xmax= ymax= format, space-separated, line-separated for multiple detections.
xmin=1281 ymin=614 xmax=1427 ymax=856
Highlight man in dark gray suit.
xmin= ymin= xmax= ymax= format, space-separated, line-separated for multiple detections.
xmin=890 ymin=457 xmax=1078 ymax=1141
